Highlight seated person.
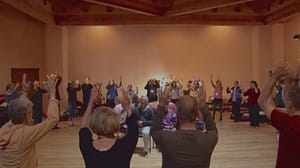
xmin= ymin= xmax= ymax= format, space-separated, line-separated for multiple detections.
xmin=162 ymin=107 xmax=177 ymax=131
xmin=0 ymin=75 xmax=59 ymax=168
xmin=135 ymin=96 xmax=153 ymax=156
xmin=258 ymin=63 xmax=300 ymax=168
xmin=113 ymin=96 xmax=123 ymax=114
xmin=151 ymin=88 xmax=218 ymax=168
xmin=79 ymin=88 xmax=138 ymax=168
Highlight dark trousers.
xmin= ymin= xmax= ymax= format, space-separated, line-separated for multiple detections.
xmin=106 ymin=99 xmax=115 ymax=108
xmin=232 ymin=101 xmax=241 ymax=122
xmin=248 ymin=104 xmax=260 ymax=126
xmin=33 ymin=106 xmax=43 ymax=124
xmin=69 ymin=101 xmax=76 ymax=119
xmin=213 ymin=98 xmax=223 ymax=121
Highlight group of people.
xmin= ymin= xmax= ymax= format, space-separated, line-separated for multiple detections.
xmin=0 ymin=62 xmax=299 ymax=168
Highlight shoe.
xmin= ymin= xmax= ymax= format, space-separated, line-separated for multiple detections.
xmin=144 ymin=151 xmax=149 ymax=157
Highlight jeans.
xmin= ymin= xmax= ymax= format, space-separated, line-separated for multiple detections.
xmin=69 ymin=101 xmax=76 ymax=119
xmin=248 ymin=104 xmax=260 ymax=126
xmin=232 ymin=101 xmax=241 ymax=122
xmin=106 ymin=99 xmax=115 ymax=108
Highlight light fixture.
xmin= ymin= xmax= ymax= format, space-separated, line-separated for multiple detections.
xmin=294 ymin=34 xmax=300 ymax=40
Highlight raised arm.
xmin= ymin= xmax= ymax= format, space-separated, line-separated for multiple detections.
xmin=198 ymin=80 xmax=207 ymax=108
xmin=81 ymin=87 xmax=98 ymax=127
xmin=210 ymin=75 xmax=216 ymax=88
xmin=135 ymin=86 xmax=139 ymax=95
xmin=258 ymin=63 xmax=288 ymax=119
xmin=21 ymin=75 xmax=59 ymax=146
xmin=117 ymin=76 xmax=122 ymax=88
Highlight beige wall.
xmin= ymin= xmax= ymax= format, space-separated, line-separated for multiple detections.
xmin=0 ymin=2 xmax=45 ymax=93
xmin=66 ymin=25 xmax=257 ymax=98
xmin=284 ymin=15 xmax=300 ymax=70
xmin=2 ymin=0 xmax=299 ymax=106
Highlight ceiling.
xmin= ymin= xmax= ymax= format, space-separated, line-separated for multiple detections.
xmin=2 ymin=0 xmax=300 ymax=25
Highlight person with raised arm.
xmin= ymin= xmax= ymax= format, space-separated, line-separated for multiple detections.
xmin=106 ymin=77 xmax=122 ymax=108
xmin=0 ymin=74 xmax=59 ymax=168
xmin=79 ymin=87 xmax=138 ymax=168
xmin=243 ymin=80 xmax=260 ymax=127
xmin=258 ymin=63 xmax=300 ymax=168
xmin=210 ymin=75 xmax=223 ymax=121
xmin=32 ymin=80 xmax=48 ymax=124
xmin=67 ymin=80 xmax=81 ymax=126
xmin=226 ymin=81 xmax=243 ymax=122
xmin=81 ymin=77 xmax=93 ymax=115
xmin=150 ymin=82 xmax=218 ymax=168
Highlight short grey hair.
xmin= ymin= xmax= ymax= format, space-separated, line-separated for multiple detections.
xmin=140 ymin=96 xmax=149 ymax=103
xmin=8 ymin=98 xmax=33 ymax=124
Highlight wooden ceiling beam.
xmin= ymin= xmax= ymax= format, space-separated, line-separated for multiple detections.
xmin=54 ymin=14 xmax=265 ymax=25
xmin=0 ymin=0 xmax=54 ymax=24
xmin=83 ymin=0 xmax=162 ymax=16
xmin=166 ymin=0 xmax=256 ymax=16
xmin=265 ymin=0 xmax=300 ymax=23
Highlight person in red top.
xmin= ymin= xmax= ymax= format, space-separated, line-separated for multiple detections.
xmin=258 ymin=63 xmax=300 ymax=168
xmin=243 ymin=81 xmax=260 ymax=127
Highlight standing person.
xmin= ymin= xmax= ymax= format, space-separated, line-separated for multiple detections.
xmin=106 ymin=77 xmax=122 ymax=108
xmin=67 ymin=80 xmax=81 ymax=126
xmin=144 ymin=79 xmax=160 ymax=102
xmin=227 ymin=81 xmax=243 ymax=122
xmin=183 ymin=80 xmax=193 ymax=96
xmin=210 ymin=75 xmax=223 ymax=121
xmin=243 ymin=81 xmax=260 ymax=127
xmin=170 ymin=80 xmax=182 ymax=104
xmin=258 ymin=63 xmax=300 ymax=168
xmin=32 ymin=80 xmax=48 ymax=124
xmin=0 ymin=75 xmax=59 ymax=168
xmin=81 ymin=77 xmax=93 ymax=115
xmin=79 ymin=88 xmax=138 ymax=168
xmin=275 ymin=80 xmax=285 ymax=108
xmin=135 ymin=96 xmax=153 ymax=156
xmin=150 ymin=87 xmax=218 ymax=168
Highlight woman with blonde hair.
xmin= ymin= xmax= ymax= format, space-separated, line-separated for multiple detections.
xmin=79 ymin=87 xmax=138 ymax=168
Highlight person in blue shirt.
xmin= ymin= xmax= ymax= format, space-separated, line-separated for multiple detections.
xmin=106 ymin=77 xmax=122 ymax=108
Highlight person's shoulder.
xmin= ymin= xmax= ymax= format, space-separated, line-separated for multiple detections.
xmin=79 ymin=127 xmax=91 ymax=135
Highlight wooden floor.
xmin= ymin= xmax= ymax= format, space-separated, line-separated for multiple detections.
xmin=36 ymin=112 xmax=278 ymax=168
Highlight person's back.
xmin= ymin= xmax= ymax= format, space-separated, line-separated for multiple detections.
xmin=258 ymin=63 xmax=300 ymax=168
xmin=79 ymin=88 xmax=138 ymax=168
xmin=151 ymin=95 xmax=218 ymax=168
xmin=271 ymin=109 xmax=300 ymax=168
xmin=0 ymin=76 xmax=59 ymax=168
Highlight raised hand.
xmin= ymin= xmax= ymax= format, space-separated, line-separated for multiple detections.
xmin=46 ymin=74 xmax=58 ymax=99
xmin=272 ymin=63 xmax=289 ymax=81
